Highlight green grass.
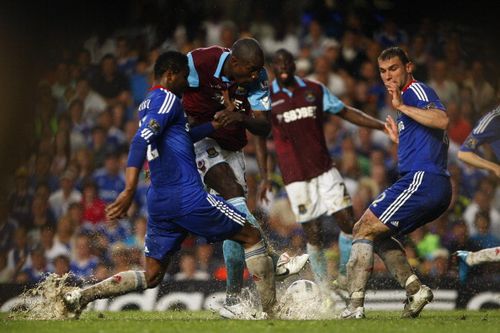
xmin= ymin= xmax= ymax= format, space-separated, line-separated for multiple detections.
xmin=1 ymin=310 xmax=499 ymax=333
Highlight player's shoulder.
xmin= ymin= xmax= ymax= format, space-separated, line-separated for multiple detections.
xmin=403 ymin=80 xmax=442 ymax=105
xmin=146 ymin=88 xmax=180 ymax=114
xmin=473 ymin=105 xmax=500 ymax=135
xmin=189 ymin=46 xmax=227 ymax=65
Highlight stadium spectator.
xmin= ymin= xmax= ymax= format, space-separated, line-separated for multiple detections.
xmin=81 ymin=180 xmax=106 ymax=226
xmin=73 ymin=77 xmax=107 ymax=127
xmin=40 ymin=225 xmax=69 ymax=263
xmin=90 ymin=54 xmax=131 ymax=107
xmin=93 ymin=151 xmax=125 ymax=204
xmin=70 ymin=233 xmax=99 ymax=281
xmin=174 ymin=251 xmax=210 ymax=281
xmin=8 ymin=166 xmax=33 ymax=223
xmin=48 ymin=170 xmax=82 ymax=220
xmin=20 ymin=245 xmax=50 ymax=284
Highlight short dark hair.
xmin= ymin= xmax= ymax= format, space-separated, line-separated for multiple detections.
xmin=153 ymin=51 xmax=188 ymax=79
xmin=378 ymin=46 xmax=410 ymax=65
xmin=232 ymin=38 xmax=264 ymax=66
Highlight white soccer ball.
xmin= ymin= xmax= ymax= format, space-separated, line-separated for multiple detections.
xmin=284 ymin=279 xmax=321 ymax=303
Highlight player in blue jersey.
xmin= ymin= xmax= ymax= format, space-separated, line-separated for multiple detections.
xmin=455 ymin=105 xmax=500 ymax=279
xmin=341 ymin=47 xmax=452 ymax=319
xmin=458 ymin=105 xmax=500 ymax=177
xmin=62 ymin=51 xmax=279 ymax=319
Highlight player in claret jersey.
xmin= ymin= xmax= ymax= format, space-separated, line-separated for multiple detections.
xmin=270 ymin=49 xmax=388 ymax=296
xmin=183 ymin=38 xmax=308 ymax=317
xmin=341 ymin=47 xmax=452 ymax=319
xmin=62 ymin=51 xmax=279 ymax=319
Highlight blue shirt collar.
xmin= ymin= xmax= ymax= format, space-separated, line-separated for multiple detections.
xmin=214 ymin=51 xmax=231 ymax=83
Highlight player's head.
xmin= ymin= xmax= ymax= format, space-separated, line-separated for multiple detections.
xmin=154 ymin=51 xmax=189 ymax=97
xmin=377 ymin=46 xmax=413 ymax=89
xmin=229 ymin=38 xmax=265 ymax=85
xmin=272 ymin=49 xmax=296 ymax=86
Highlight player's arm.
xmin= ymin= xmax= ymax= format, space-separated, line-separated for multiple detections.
xmin=106 ymin=95 xmax=175 ymax=219
xmin=254 ymin=113 xmax=272 ymax=202
xmin=215 ymin=69 xmax=272 ymax=136
xmin=386 ymin=81 xmax=449 ymax=130
xmin=458 ymin=132 xmax=500 ymax=177
xmin=337 ymin=105 xmax=385 ymax=130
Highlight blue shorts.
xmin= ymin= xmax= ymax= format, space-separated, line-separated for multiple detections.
xmin=369 ymin=171 xmax=451 ymax=235
xmin=145 ymin=193 xmax=246 ymax=262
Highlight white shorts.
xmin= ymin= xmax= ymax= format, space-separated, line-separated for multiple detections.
xmin=194 ymin=138 xmax=247 ymax=194
xmin=285 ymin=167 xmax=352 ymax=223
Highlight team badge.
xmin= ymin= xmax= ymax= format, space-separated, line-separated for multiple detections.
xmin=298 ymin=204 xmax=307 ymax=214
xmin=207 ymin=147 xmax=219 ymax=158
xmin=464 ymin=136 xmax=477 ymax=149
xmin=148 ymin=119 xmax=161 ymax=134
xmin=305 ymin=91 xmax=316 ymax=103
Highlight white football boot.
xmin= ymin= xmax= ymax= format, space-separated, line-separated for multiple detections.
xmin=219 ymin=302 xmax=258 ymax=320
xmin=340 ymin=306 xmax=365 ymax=319
xmin=275 ymin=252 xmax=309 ymax=281
xmin=401 ymin=285 xmax=433 ymax=318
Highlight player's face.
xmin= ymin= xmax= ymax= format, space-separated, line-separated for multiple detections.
xmin=273 ymin=52 xmax=296 ymax=86
xmin=231 ymin=58 xmax=262 ymax=85
xmin=168 ymin=66 xmax=189 ymax=97
xmin=378 ymin=56 xmax=412 ymax=90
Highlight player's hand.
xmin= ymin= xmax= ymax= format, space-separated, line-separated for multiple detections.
xmin=493 ymin=164 xmax=500 ymax=178
xmin=222 ymin=90 xmax=235 ymax=112
xmin=385 ymin=81 xmax=403 ymax=109
xmin=214 ymin=108 xmax=244 ymax=127
xmin=384 ymin=115 xmax=399 ymax=144
xmin=106 ymin=189 xmax=135 ymax=220
xmin=258 ymin=179 xmax=273 ymax=204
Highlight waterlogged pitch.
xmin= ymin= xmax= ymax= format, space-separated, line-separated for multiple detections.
xmin=1 ymin=310 xmax=499 ymax=333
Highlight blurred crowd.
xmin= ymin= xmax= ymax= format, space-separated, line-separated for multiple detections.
xmin=1 ymin=1 xmax=499 ymax=287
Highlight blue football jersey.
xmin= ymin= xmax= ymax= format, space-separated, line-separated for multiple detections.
xmin=460 ymin=106 xmax=500 ymax=160
xmin=397 ymin=80 xmax=449 ymax=176
xmin=132 ymin=86 xmax=205 ymax=218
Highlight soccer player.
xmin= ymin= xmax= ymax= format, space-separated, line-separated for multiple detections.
xmin=182 ymin=38 xmax=308 ymax=316
xmin=457 ymin=105 xmax=500 ymax=177
xmin=63 ymin=51 xmax=278 ymax=318
xmin=269 ymin=49 xmax=388 ymax=293
xmin=341 ymin=46 xmax=452 ymax=319
xmin=455 ymin=105 xmax=500 ymax=279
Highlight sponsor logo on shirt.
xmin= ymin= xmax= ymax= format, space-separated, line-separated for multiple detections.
xmin=282 ymin=106 xmax=317 ymax=123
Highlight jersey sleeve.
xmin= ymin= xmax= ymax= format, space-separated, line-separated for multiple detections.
xmin=127 ymin=92 xmax=181 ymax=168
xmin=187 ymin=52 xmax=200 ymax=88
xmin=460 ymin=116 xmax=497 ymax=153
xmin=247 ymin=68 xmax=271 ymax=111
xmin=321 ymin=84 xmax=345 ymax=115
xmin=406 ymin=83 xmax=446 ymax=111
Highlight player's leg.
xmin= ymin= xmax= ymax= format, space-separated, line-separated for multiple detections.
xmin=301 ymin=219 xmax=328 ymax=286
xmin=67 ymin=256 xmax=168 ymax=310
xmin=318 ymin=168 xmax=355 ymax=286
xmin=341 ymin=209 xmax=391 ymax=319
xmin=229 ymin=223 xmax=276 ymax=313
xmin=64 ymin=218 xmax=186 ymax=316
xmin=374 ymin=237 xmax=422 ymax=296
xmin=181 ymin=193 xmax=277 ymax=315
xmin=331 ymin=207 xmax=354 ymax=286
xmin=456 ymin=247 xmax=500 ymax=266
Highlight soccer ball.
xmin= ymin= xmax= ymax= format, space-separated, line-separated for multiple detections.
xmin=284 ymin=279 xmax=321 ymax=303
